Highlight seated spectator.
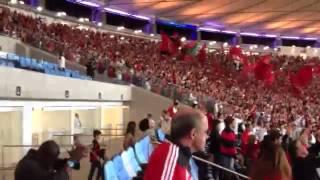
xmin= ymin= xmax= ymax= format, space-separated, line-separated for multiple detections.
xmin=15 ymin=140 xmax=87 ymax=180
xmin=123 ymin=121 xmax=136 ymax=150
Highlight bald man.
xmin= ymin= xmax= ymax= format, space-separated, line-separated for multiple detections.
xmin=144 ymin=108 xmax=208 ymax=180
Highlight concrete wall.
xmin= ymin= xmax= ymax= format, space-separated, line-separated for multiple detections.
xmin=0 ymin=66 xmax=131 ymax=101
xmin=0 ymin=35 xmax=86 ymax=73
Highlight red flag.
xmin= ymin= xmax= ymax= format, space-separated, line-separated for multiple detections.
xmin=291 ymin=66 xmax=313 ymax=88
xmin=198 ymin=44 xmax=207 ymax=64
xmin=160 ymin=32 xmax=171 ymax=55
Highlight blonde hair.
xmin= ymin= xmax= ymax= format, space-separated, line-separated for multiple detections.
xmin=250 ymin=144 xmax=291 ymax=180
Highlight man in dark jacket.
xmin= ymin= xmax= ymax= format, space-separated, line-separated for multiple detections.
xmin=15 ymin=140 xmax=86 ymax=180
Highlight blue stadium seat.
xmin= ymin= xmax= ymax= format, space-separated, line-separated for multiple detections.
xmin=19 ymin=57 xmax=28 ymax=68
xmin=31 ymin=59 xmax=38 ymax=70
xmin=134 ymin=136 xmax=151 ymax=164
xmin=121 ymin=150 xmax=137 ymax=178
xmin=25 ymin=57 xmax=32 ymax=68
xmin=112 ymin=155 xmax=131 ymax=180
xmin=127 ymin=147 xmax=141 ymax=172
xmin=104 ymin=161 xmax=119 ymax=180
xmin=7 ymin=53 xmax=19 ymax=61
xmin=7 ymin=61 xmax=15 ymax=67
xmin=156 ymin=128 xmax=166 ymax=142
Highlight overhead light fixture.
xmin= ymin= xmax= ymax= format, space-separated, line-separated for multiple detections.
xmin=104 ymin=7 xmax=130 ymax=16
xmin=306 ymin=46 xmax=311 ymax=49
xmin=198 ymin=27 xmax=220 ymax=32
xmin=110 ymin=35 xmax=115 ymax=38
xmin=78 ymin=1 xmax=100 ymax=8
xmin=131 ymin=14 xmax=151 ymax=21
xmin=240 ymin=32 xmax=259 ymax=36
xmin=314 ymin=49 xmax=318 ymax=53
xmin=264 ymin=34 xmax=277 ymax=38
xmin=117 ymin=26 xmax=125 ymax=31
xmin=221 ymin=30 xmax=236 ymax=34
xmin=18 ymin=0 xmax=24 ymax=4
xmin=181 ymin=37 xmax=187 ymax=42
xmin=150 ymin=33 xmax=154 ymax=37
xmin=120 ymin=37 xmax=125 ymax=40
xmin=9 ymin=0 xmax=17 ymax=4
xmin=304 ymin=37 xmax=317 ymax=41
xmin=249 ymin=46 xmax=254 ymax=50
xmin=274 ymin=48 xmax=278 ymax=51
xmin=56 ymin=12 xmax=67 ymax=17
xmin=282 ymin=36 xmax=300 ymax=40
xmin=97 ymin=22 xmax=103 ymax=27
xmin=78 ymin=18 xmax=85 ymax=22
xmin=263 ymin=46 xmax=269 ymax=50
xmin=36 ymin=6 xmax=43 ymax=12
xmin=236 ymin=45 xmax=240 ymax=48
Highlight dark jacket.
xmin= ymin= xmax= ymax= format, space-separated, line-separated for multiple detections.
xmin=309 ymin=141 xmax=320 ymax=158
xmin=292 ymin=156 xmax=320 ymax=180
xmin=15 ymin=149 xmax=69 ymax=180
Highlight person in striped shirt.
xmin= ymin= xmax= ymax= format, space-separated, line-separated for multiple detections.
xmin=144 ymin=108 xmax=208 ymax=180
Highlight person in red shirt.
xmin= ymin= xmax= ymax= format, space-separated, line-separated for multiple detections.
xmin=144 ymin=109 xmax=209 ymax=180
xmin=88 ymin=130 xmax=105 ymax=180
xmin=167 ymin=100 xmax=179 ymax=118
xmin=241 ymin=123 xmax=253 ymax=155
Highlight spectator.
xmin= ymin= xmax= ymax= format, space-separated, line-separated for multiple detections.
xmin=219 ymin=116 xmax=237 ymax=180
xmin=289 ymin=140 xmax=320 ymax=180
xmin=159 ymin=110 xmax=171 ymax=135
xmin=88 ymin=130 xmax=105 ymax=180
xmin=59 ymin=52 xmax=66 ymax=71
xmin=123 ymin=121 xmax=136 ymax=150
xmin=167 ymin=100 xmax=179 ymax=117
xmin=15 ymin=140 xmax=87 ymax=180
xmin=250 ymin=144 xmax=291 ymax=180
xmin=144 ymin=108 xmax=208 ymax=180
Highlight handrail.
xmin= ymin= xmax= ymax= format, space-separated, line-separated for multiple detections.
xmin=152 ymin=141 xmax=249 ymax=179
xmin=192 ymin=155 xmax=250 ymax=179
xmin=52 ymin=134 xmax=124 ymax=137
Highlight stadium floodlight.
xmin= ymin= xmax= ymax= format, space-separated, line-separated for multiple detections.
xmin=180 ymin=37 xmax=186 ymax=42
xmin=97 ymin=22 xmax=103 ymax=27
xmin=150 ymin=34 xmax=154 ymax=37
xmin=36 ymin=6 xmax=43 ymax=12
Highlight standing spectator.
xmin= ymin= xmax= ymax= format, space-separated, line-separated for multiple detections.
xmin=250 ymin=144 xmax=291 ymax=180
xmin=86 ymin=58 xmax=96 ymax=79
xmin=15 ymin=140 xmax=87 ymax=180
xmin=167 ymin=100 xmax=179 ymax=117
xmin=59 ymin=52 xmax=66 ymax=71
xmin=219 ymin=116 xmax=237 ymax=180
xmin=73 ymin=113 xmax=82 ymax=134
xmin=144 ymin=109 xmax=208 ymax=180
xmin=88 ymin=130 xmax=105 ymax=180
xmin=123 ymin=121 xmax=136 ymax=150
xmin=159 ymin=110 xmax=171 ymax=135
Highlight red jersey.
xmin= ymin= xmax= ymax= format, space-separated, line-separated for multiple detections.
xmin=144 ymin=142 xmax=192 ymax=180
xmin=167 ymin=106 xmax=178 ymax=118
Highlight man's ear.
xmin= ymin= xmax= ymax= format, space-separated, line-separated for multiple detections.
xmin=190 ymin=128 xmax=196 ymax=139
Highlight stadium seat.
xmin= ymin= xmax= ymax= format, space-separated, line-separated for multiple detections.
xmin=134 ymin=136 xmax=152 ymax=164
xmin=127 ymin=147 xmax=141 ymax=173
xmin=7 ymin=53 xmax=19 ymax=61
xmin=7 ymin=61 xmax=15 ymax=67
xmin=19 ymin=57 xmax=28 ymax=68
xmin=156 ymin=128 xmax=166 ymax=142
xmin=121 ymin=149 xmax=137 ymax=178
xmin=25 ymin=57 xmax=32 ymax=68
xmin=104 ymin=161 xmax=119 ymax=180
xmin=112 ymin=155 xmax=131 ymax=180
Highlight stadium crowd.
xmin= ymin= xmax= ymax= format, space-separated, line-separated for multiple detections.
xmin=2 ymin=6 xmax=320 ymax=180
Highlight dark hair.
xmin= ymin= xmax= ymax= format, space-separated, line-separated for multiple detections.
xmin=224 ymin=116 xmax=234 ymax=127
xmin=170 ymin=110 xmax=202 ymax=142
xmin=93 ymin=130 xmax=102 ymax=137
xmin=38 ymin=140 xmax=60 ymax=165
xmin=126 ymin=121 xmax=136 ymax=136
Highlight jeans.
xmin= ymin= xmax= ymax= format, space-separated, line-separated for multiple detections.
xmin=219 ymin=155 xmax=237 ymax=180
xmin=88 ymin=161 xmax=102 ymax=180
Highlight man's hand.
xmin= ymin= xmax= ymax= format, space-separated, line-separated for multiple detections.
xmin=69 ymin=144 xmax=89 ymax=161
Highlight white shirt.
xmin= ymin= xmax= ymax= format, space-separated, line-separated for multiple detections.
xmin=74 ymin=117 xmax=82 ymax=129
xmin=59 ymin=56 xmax=66 ymax=68
xmin=255 ymin=127 xmax=267 ymax=142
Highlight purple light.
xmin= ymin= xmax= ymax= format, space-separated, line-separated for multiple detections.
xmin=78 ymin=1 xmax=100 ymax=7
xmin=303 ymin=37 xmax=317 ymax=41
xmin=131 ymin=14 xmax=151 ymax=21
xmin=264 ymin=34 xmax=277 ymax=38
xmin=281 ymin=36 xmax=300 ymax=40
xmin=240 ymin=32 xmax=259 ymax=36
xmin=104 ymin=7 xmax=130 ymax=16
xmin=198 ymin=27 xmax=220 ymax=32
xmin=221 ymin=30 xmax=236 ymax=34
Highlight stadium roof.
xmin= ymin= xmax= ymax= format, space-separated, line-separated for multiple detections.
xmin=101 ymin=0 xmax=320 ymax=37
